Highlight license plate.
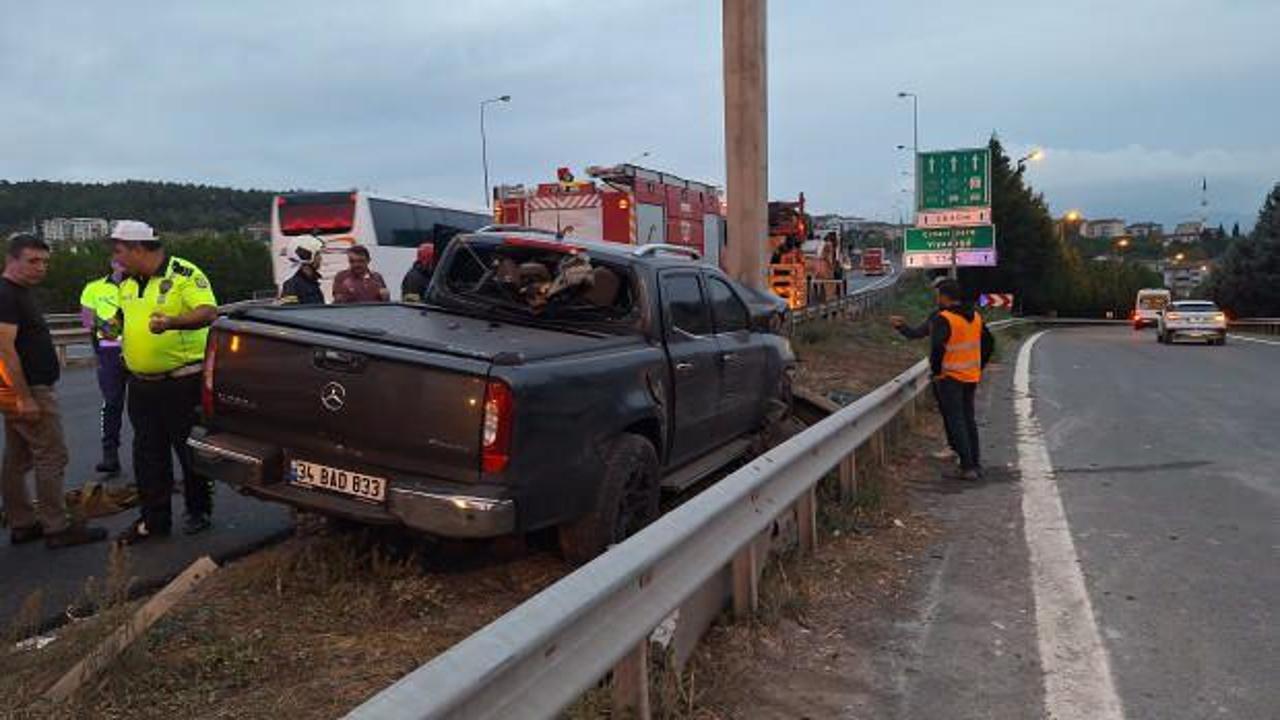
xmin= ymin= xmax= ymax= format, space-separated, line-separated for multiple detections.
xmin=288 ymin=459 xmax=387 ymax=503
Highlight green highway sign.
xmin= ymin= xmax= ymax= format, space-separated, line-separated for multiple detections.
xmin=916 ymin=148 xmax=991 ymax=211
xmin=904 ymin=225 xmax=997 ymax=268
xmin=904 ymin=225 xmax=995 ymax=252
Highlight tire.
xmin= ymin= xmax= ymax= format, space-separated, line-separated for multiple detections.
xmin=558 ymin=434 xmax=660 ymax=565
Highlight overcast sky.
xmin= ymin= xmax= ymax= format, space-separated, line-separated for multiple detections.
xmin=3 ymin=0 xmax=1277 ymax=231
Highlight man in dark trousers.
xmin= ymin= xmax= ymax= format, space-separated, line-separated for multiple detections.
xmin=891 ymin=278 xmax=994 ymax=480
xmin=79 ymin=261 xmax=126 ymax=474
xmin=110 ymin=220 xmax=218 ymax=544
xmin=400 ymin=242 xmax=436 ymax=303
xmin=0 ymin=233 xmax=107 ymax=548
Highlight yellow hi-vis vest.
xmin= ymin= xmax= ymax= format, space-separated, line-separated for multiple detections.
xmin=119 ymin=256 xmax=217 ymax=374
xmin=940 ymin=309 xmax=983 ymax=383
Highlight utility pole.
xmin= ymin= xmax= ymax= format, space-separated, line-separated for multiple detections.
xmin=722 ymin=0 xmax=768 ymax=290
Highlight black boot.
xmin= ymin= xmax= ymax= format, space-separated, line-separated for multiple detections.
xmin=95 ymin=451 xmax=121 ymax=476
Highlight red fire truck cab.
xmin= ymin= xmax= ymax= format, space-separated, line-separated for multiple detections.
xmin=494 ymin=164 xmax=726 ymax=267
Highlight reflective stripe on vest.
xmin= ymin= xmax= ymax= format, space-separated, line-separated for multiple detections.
xmin=941 ymin=309 xmax=983 ymax=383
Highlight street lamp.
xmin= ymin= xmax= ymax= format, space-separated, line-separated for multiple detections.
xmin=1016 ymin=148 xmax=1045 ymax=173
xmin=897 ymin=91 xmax=919 ymax=224
xmin=1175 ymin=252 xmax=1186 ymax=262
xmin=480 ymin=95 xmax=512 ymax=207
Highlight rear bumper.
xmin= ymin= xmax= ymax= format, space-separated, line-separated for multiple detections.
xmin=1164 ymin=326 xmax=1226 ymax=339
xmin=188 ymin=430 xmax=516 ymax=539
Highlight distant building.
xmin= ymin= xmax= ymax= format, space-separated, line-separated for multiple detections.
xmin=1081 ymin=218 xmax=1127 ymax=239
xmin=1163 ymin=263 xmax=1211 ymax=299
xmin=1173 ymin=220 xmax=1204 ymax=236
xmin=1162 ymin=232 xmax=1200 ymax=248
xmin=242 ymin=222 xmax=272 ymax=242
xmin=41 ymin=217 xmax=110 ymax=244
xmin=1125 ymin=222 xmax=1163 ymax=238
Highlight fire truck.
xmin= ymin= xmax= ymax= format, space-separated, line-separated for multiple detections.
xmin=493 ymin=164 xmax=726 ymax=266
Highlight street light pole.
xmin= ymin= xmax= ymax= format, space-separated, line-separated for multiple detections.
xmin=480 ymin=95 xmax=511 ymax=208
xmin=897 ymin=91 xmax=919 ymax=223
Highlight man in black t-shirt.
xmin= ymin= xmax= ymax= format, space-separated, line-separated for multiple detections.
xmin=0 ymin=234 xmax=106 ymax=548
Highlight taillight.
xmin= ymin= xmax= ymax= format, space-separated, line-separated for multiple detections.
xmin=201 ymin=335 xmax=218 ymax=418
xmin=481 ymin=379 xmax=513 ymax=474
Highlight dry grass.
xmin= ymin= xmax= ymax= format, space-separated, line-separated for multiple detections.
xmin=1 ymin=525 xmax=570 ymax=719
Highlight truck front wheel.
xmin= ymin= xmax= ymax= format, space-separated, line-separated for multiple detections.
xmin=558 ymin=434 xmax=660 ymax=565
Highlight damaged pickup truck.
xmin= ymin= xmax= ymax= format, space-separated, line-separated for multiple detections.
xmin=190 ymin=230 xmax=794 ymax=561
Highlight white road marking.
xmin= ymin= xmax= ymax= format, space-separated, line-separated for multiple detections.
xmin=1227 ymin=333 xmax=1280 ymax=346
xmin=1015 ymin=331 xmax=1125 ymax=720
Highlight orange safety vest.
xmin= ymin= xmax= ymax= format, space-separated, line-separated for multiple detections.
xmin=940 ymin=309 xmax=984 ymax=383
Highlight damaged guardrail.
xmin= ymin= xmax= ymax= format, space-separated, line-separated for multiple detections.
xmin=347 ymin=319 xmax=1027 ymax=720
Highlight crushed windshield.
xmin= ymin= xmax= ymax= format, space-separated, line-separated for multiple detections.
xmin=434 ymin=238 xmax=638 ymax=327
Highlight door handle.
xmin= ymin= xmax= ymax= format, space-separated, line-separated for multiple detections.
xmin=675 ymin=361 xmax=695 ymax=372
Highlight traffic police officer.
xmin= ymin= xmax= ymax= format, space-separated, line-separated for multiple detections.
xmin=79 ymin=262 xmax=126 ymax=474
xmin=109 ymin=220 xmax=219 ymax=543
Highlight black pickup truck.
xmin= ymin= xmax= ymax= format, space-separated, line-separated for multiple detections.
xmin=191 ymin=230 xmax=794 ymax=561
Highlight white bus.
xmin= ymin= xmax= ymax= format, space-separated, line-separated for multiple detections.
xmin=270 ymin=191 xmax=491 ymax=301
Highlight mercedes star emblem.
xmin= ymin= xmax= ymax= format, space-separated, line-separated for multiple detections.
xmin=320 ymin=381 xmax=347 ymax=412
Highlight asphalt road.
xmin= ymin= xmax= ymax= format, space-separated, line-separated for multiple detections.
xmin=0 ymin=366 xmax=292 ymax=629
xmin=884 ymin=325 xmax=1276 ymax=719
xmin=1030 ymin=326 xmax=1278 ymax=718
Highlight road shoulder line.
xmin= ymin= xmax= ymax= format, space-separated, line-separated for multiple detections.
xmin=1227 ymin=333 xmax=1280 ymax=346
xmin=1015 ymin=330 xmax=1125 ymax=720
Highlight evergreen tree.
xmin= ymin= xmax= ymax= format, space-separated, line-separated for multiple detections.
xmin=1208 ymin=184 xmax=1280 ymax=316
xmin=1232 ymin=222 xmax=1241 ymax=238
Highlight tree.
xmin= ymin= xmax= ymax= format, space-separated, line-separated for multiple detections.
xmin=1208 ymin=183 xmax=1280 ymax=316
xmin=34 ymin=232 xmax=273 ymax=313
xmin=1232 ymin=222 xmax=1241 ymax=238
xmin=959 ymin=136 xmax=1063 ymax=313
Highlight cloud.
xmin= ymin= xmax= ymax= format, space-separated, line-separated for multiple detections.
xmin=1013 ymin=143 xmax=1279 ymax=227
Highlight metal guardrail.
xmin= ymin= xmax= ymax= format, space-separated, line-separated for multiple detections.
xmin=347 ymin=319 xmax=1026 ymax=720
xmin=1229 ymin=318 xmax=1280 ymax=335
xmin=792 ymin=272 xmax=902 ymax=326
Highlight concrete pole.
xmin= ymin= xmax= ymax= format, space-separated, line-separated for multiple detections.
xmin=722 ymin=0 xmax=768 ymax=290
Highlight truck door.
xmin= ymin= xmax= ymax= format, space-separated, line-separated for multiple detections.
xmin=659 ymin=270 xmax=723 ymax=467
xmin=705 ymin=274 xmax=768 ymax=440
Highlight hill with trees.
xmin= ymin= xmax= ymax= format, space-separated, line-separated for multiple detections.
xmin=0 ymin=180 xmax=277 ymax=233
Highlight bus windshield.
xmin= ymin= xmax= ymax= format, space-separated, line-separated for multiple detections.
xmin=278 ymin=193 xmax=355 ymax=236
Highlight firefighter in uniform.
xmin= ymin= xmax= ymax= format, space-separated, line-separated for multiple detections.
xmin=109 ymin=221 xmax=219 ymax=543
xmin=79 ymin=263 xmax=126 ymax=474
xmin=891 ymin=278 xmax=994 ymax=481
xmin=278 ymin=235 xmax=325 ymax=305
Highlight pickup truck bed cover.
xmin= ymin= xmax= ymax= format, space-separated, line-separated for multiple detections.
xmin=230 ymin=303 xmax=638 ymax=364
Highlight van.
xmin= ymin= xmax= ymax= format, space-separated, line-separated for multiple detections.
xmin=1133 ymin=288 xmax=1172 ymax=329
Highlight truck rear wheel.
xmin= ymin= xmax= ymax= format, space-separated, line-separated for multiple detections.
xmin=558 ymin=434 xmax=660 ymax=565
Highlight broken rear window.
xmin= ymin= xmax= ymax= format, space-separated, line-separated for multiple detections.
xmin=430 ymin=237 xmax=639 ymax=330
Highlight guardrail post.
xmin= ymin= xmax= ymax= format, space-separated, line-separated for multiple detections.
xmin=839 ymin=452 xmax=857 ymax=502
xmin=56 ymin=344 xmax=67 ymax=368
xmin=611 ymin=640 xmax=652 ymax=719
xmin=731 ymin=543 xmax=758 ymax=619
xmin=796 ymin=485 xmax=817 ymax=554
xmin=871 ymin=429 xmax=887 ymax=467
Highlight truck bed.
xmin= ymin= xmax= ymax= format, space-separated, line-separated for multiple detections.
xmin=230 ymin=303 xmax=640 ymax=364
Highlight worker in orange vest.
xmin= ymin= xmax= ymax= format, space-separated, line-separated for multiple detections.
xmin=891 ymin=277 xmax=994 ymax=480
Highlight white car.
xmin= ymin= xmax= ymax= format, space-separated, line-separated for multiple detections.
xmin=1157 ymin=300 xmax=1228 ymax=345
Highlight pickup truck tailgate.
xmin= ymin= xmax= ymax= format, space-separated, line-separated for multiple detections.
xmin=207 ymin=321 xmax=490 ymax=484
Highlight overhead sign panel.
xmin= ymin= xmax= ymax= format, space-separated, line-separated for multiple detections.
xmin=916 ymin=207 xmax=991 ymax=228
xmin=917 ymin=148 xmax=991 ymax=211
xmin=904 ymin=225 xmax=997 ymax=268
